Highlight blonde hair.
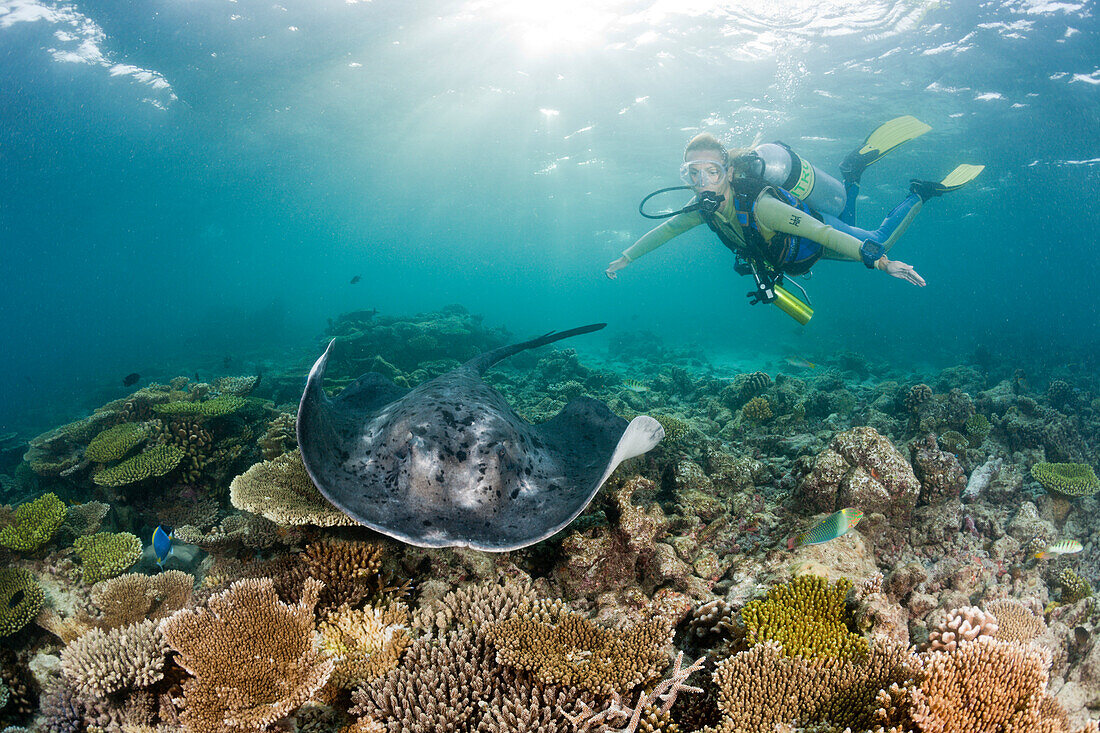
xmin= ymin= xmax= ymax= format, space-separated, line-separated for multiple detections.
xmin=683 ymin=132 xmax=762 ymax=169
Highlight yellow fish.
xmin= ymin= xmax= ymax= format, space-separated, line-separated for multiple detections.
xmin=622 ymin=379 xmax=649 ymax=393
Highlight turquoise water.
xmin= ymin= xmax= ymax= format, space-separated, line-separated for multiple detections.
xmin=0 ymin=0 xmax=1097 ymax=435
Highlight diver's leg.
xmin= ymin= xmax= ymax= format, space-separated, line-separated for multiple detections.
xmin=865 ymin=192 xmax=923 ymax=252
xmin=839 ymin=181 xmax=860 ymax=225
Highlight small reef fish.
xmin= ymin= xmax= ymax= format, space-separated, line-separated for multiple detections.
xmin=1034 ymin=539 xmax=1083 ymax=559
xmin=622 ymin=379 xmax=649 ymax=393
xmin=122 ymin=372 xmax=141 ymax=387
xmin=788 ymin=508 xmax=863 ymax=550
xmin=152 ymin=524 xmax=174 ymax=568
xmin=785 ymin=357 xmax=816 ymax=369
xmin=350 ymin=275 xmax=362 ymax=285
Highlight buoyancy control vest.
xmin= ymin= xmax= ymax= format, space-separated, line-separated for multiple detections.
xmin=703 ymin=177 xmax=823 ymax=276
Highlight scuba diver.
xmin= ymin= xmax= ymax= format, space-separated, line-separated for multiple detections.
xmin=604 ymin=116 xmax=984 ymax=323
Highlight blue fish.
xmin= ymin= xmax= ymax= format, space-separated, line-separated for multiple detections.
xmin=152 ymin=524 xmax=174 ymax=568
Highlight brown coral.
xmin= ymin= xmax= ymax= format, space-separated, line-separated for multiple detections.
xmin=60 ymin=618 xmax=169 ymax=698
xmin=88 ymin=570 xmax=193 ymax=630
xmin=987 ymin=599 xmax=1045 ymax=644
xmin=159 ymin=577 xmax=334 ymax=733
xmin=318 ymin=602 xmax=411 ymax=690
xmin=285 ymin=539 xmax=391 ymax=612
xmin=411 ymin=577 xmax=542 ymax=638
xmin=926 ymin=606 xmax=999 ymax=652
xmin=229 ymin=450 xmax=355 ymax=527
xmin=487 ymin=602 xmax=672 ymax=696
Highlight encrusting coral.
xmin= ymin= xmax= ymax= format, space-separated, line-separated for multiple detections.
xmin=0 ymin=492 xmax=67 ymax=552
xmin=59 ymin=618 xmax=169 ymax=698
xmin=92 ymin=444 xmax=184 ymax=487
xmin=229 ymin=450 xmax=355 ymax=527
xmin=159 ymin=577 xmax=334 ymax=733
xmin=1031 ymin=462 xmax=1100 ymax=497
xmin=487 ymin=601 xmax=673 ymax=696
xmin=73 ymin=531 xmax=143 ymax=583
xmin=0 ymin=568 xmax=44 ymax=636
xmin=739 ymin=575 xmax=868 ymax=660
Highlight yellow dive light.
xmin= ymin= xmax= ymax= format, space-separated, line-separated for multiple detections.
xmin=773 ymin=284 xmax=813 ymax=325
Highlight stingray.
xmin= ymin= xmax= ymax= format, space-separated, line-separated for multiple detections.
xmin=297 ymin=324 xmax=664 ymax=551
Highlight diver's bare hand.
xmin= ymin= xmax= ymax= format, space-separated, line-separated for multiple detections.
xmin=605 ymin=256 xmax=630 ymax=280
xmin=876 ymin=256 xmax=926 ymax=287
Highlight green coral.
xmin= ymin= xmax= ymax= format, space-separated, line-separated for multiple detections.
xmin=92 ymin=445 xmax=184 ymax=487
xmin=152 ymin=395 xmax=248 ymax=417
xmin=740 ymin=575 xmax=867 ymax=660
xmin=0 ymin=568 xmax=44 ymax=636
xmin=651 ymin=413 xmax=689 ymax=445
xmin=74 ymin=531 xmax=143 ymax=583
xmin=964 ymin=413 xmax=991 ymax=441
xmin=741 ymin=396 xmax=773 ymax=423
xmin=1031 ymin=462 xmax=1100 ymax=497
xmin=1059 ymin=568 xmax=1092 ymax=604
xmin=85 ymin=422 xmax=148 ymax=463
xmin=0 ymin=492 xmax=67 ymax=552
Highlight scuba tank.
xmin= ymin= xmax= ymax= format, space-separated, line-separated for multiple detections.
xmin=736 ymin=142 xmax=846 ymax=218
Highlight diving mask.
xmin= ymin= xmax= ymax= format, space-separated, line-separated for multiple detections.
xmin=679 ymin=159 xmax=727 ymax=187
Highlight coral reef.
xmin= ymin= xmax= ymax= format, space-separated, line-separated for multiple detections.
xmin=228 ymin=450 xmax=355 ymax=527
xmin=0 ymin=492 xmax=66 ymax=552
xmin=92 ymin=445 xmax=184 ymax=487
xmin=0 ymin=568 xmax=44 ymax=636
xmin=73 ymin=531 xmax=143 ymax=583
xmin=739 ymin=575 xmax=867 ymax=659
xmin=1032 ymin=462 xmax=1100 ymax=497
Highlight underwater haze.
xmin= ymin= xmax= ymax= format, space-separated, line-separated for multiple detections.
xmin=0 ymin=0 xmax=1097 ymax=432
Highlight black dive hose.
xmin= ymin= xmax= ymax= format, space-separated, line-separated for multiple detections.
xmin=638 ymin=187 xmax=724 ymax=219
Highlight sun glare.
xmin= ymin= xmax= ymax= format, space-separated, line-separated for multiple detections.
xmin=479 ymin=0 xmax=624 ymax=54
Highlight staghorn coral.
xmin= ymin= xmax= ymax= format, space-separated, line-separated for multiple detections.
xmin=73 ymin=531 xmax=142 ymax=583
xmin=286 ymin=539 xmax=390 ymax=612
xmin=152 ymin=394 xmax=247 ymax=417
xmin=487 ymin=602 xmax=672 ymax=696
xmin=317 ymin=602 xmax=411 ymax=690
xmin=987 ymin=599 xmax=1045 ymax=644
xmin=710 ymin=640 xmax=916 ymax=732
xmin=350 ymin=628 xmax=592 ymax=733
xmin=59 ymin=618 xmax=169 ymax=698
xmin=411 ymin=577 xmax=541 ymax=638
xmin=92 ymin=445 xmax=184 ymax=487
xmin=0 ymin=568 xmax=44 ymax=636
xmin=84 ymin=422 xmax=149 ymax=463
xmin=0 ymin=492 xmax=67 ymax=552
xmin=1059 ymin=569 xmax=1092 ymax=605
xmin=229 ymin=450 xmax=355 ymax=527
xmin=740 ymin=575 xmax=867 ymax=660
xmin=159 ymin=577 xmax=334 ymax=733
xmin=88 ymin=570 xmax=194 ymax=629
xmin=926 ymin=606 xmax=999 ymax=652
xmin=153 ymin=416 xmax=214 ymax=484
xmin=1031 ymin=462 xmax=1099 ymax=497
xmin=740 ymin=397 xmax=773 ymax=423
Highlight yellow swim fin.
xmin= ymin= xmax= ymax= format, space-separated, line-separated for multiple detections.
xmin=939 ymin=163 xmax=984 ymax=190
xmin=841 ymin=115 xmax=932 ymax=183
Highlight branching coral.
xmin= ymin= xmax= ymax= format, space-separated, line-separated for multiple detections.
xmin=739 ymin=575 xmax=867 ymax=660
xmin=740 ymin=397 xmax=773 ymax=423
xmin=926 ymin=605 xmax=999 ymax=652
xmin=88 ymin=570 xmax=193 ymax=629
xmin=318 ymin=602 xmax=411 ymax=690
xmin=710 ymin=640 xmax=916 ymax=732
xmin=153 ymin=394 xmax=247 ymax=417
xmin=0 ymin=568 xmax=44 ymax=636
xmin=73 ymin=531 xmax=142 ymax=583
xmin=987 ymin=599 xmax=1044 ymax=644
xmin=487 ymin=602 xmax=672 ymax=696
xmin=1031 ymin=462 xmax=1099 ymax=497
xmin=285 ymin=539 xmax=391 ymax=612
xmin=411 ymin=577 xmax=542 ymax=638
xmin=0 ymin=492 xmax=67 ymax=552
xmin=1059 ymin=569 xmax=1092 ymax=605
xmin=59 ymin=619 xmax=169 ymax=698
xmin=159 ymin=577 xmax=334 ymax=733
xmin=229 ymin=450 xmax=355 ymax=527
xmin=92 ymin=445 xmax=184 ymax=487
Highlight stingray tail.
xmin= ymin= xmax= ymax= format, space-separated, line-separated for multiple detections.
xmin=465 ymin=323 xmax=607 ymax=374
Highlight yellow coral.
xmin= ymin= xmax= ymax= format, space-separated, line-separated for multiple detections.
xmin=1031 ymin=462 xmax=1099 ymax=497
xmin=740 ymin=575 xmax=868 ymax=660
xmin=0 ymin=568 xmax=44 ymax=636
xmin=74 ymin=531 xmax=143 ymax=584
xmin=487 ymin=602 xmax=671 ymax=696
xmin=85 ymin=423 xmax=148 ymax=463
xmin=741 ymin=397 xmax=773 ymax=423
xmin=318 ymin=602 xmax=411 ymax=690
xmin=92 ymin=444 xmax=184 ymax=487
xmin=0 ymin=492 xmax=67 ymax=552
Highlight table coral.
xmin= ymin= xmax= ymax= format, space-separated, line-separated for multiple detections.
xmin=92 ymin=444 xmax=184 ymax=487
xmin=88 ymin=570 xmax=194 ymax=629
xmin=0 ymin=492 xmax=67 ymax=552
xmin=0 ymin=568 xmax=44 ymax=636
xmin=1031 ymin=462 xmax=1099 ymax=497
xmin=73 ymin=531 xmax=142 ymax=583
xmin=228 ymin=450 xmax=355 ymax=527
xmin=84 ymin=422 xmax=149 ymax=463
xmin=159 ymin=577 xmax=334 ymax=733
xmin=152 ymin=394 xmax=248 ymax=417
xmin=739 ymin=575 xmax=868 ymax=660
xmin=487 ymin=601 xmax=672 ymax=696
